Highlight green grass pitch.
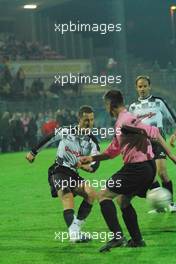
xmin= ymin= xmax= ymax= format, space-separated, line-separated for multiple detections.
xmin=1 ymin=142 xmax=176 ymax=264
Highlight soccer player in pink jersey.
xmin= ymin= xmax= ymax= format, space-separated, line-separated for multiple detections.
xmin=80 ymin=90 xmax=176 ymax=252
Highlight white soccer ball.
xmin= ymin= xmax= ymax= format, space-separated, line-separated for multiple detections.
xmin=146 ymin=187 xmax=172 ymax=209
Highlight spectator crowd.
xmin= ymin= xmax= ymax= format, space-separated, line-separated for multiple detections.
xmin=0 ymin=56 xmax=82 ymax=100
xmin=0 ymin=34 xmax=64 ymax=61
xmin=0 ymin=34 xmax=83 ymax=100
xmin=0 ymin=109 xmax=77 ymax=153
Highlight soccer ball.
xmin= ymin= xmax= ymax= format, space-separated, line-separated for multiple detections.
xmin=146 ymin=187 xmax=172 ymax=209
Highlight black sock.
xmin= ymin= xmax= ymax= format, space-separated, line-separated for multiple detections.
xmin=122 ymin=204 xmax=142 ymax=242
xmin=100 ymin=200 xmax=123 ymax=239
xmin=162 ymin=181 xmax=173 ymax=200
xmin=77 ymin=200 xmax=93 ymax=220
xmin=150 ymin=181 xmax=160 ymax=190
xmin=63 ymin=209 xmax=74 ymax=227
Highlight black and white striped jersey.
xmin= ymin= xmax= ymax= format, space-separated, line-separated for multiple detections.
xmin=31 ymin=126 xmax=100 ymax=172
xmin=129 ymin=95 xmax=176 ymax=134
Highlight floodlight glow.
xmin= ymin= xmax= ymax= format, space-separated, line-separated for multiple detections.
xmin=23 ymin=4 xmax=37 ymax=9
xmin=170 ymin=6 xmax=176 ymax=11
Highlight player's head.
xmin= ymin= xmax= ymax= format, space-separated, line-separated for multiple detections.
xmin=135 ymin=76 xmax=151 ymax=99
xmin=78 ymin=105 xmax=94 ymax=129
xmin=103 ymin=90 xmax=124 ymax=117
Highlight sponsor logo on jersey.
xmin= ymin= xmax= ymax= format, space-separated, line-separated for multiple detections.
xmin=65 ymin=146 xmax=81 ymax=157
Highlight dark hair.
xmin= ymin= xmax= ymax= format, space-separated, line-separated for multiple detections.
xmin=78 ymin=105 xmax=94 ymax=118
xmin=103 ymin=90 xmax=124 ymax=108
xmin=135 ymin=75 xmax=151 ymax=85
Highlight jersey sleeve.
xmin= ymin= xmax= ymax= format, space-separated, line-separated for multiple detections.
xmin=31 ymin=127 xmax=65 ymax=155
xmin=129 ymin=103 xmax=135 ymax=113
xmin=160 ymin=99 xmax=176 ymax=125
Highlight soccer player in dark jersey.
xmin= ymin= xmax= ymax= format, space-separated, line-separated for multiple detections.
xmin=129 ymin=76 xmax=176 ymax=212
xmin=26 ymin=106 xmax=100 ymax=242
xmin=80 ymin=90 xmax=176 ymax=252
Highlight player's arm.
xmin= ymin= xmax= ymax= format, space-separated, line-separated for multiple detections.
xmin=160 ymin=99 xmax=176 ymax=147
xmin=160 ymin=99 xmax=176 ymax=125
xmin=79 ymin=153 xmax=110 ymax=165
xmin=170 ymin=131 xmax=176 ymax=147
xmin=128 ymin=103 xmax=135 ymax=113
xmin=26 ymin=127 xmax=63 ymax=163
xmin=26 ymin=133 xmax=56 ymax=163
xmin=80 ymin=136 xmax=120 ymax=164
xmin=78 ymin=164 xmax=94 ymax=172
xmin=133 ymin=121 xmax=176 ymax=164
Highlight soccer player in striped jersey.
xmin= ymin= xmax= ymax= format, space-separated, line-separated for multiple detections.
xmin=26 ymin=106 xmax=100 ymax=242
xmin=129 ymin=76 xmax=176 ymax=212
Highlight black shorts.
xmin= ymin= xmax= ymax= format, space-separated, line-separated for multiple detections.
xmin=106 ymin=159 xmax=156 ymax=198
xmin=48 ymin=163 xmax=85 ymax=197
xmin=152 ymin=141 xmax=166 ymax=159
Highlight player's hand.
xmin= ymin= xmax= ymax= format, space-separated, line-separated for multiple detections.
xmin=26 ymin=152 xmax=35 ymax=163
xmin=169 ymin=134 xmax=176 ymax=147
xmin=76 ymin=161 xmax=82 ymax=168
xmin=75 ymin=161 xmax=93 ymax=172
xmin=79 ymin=156 xmax=93 ymax=164
xmin=80 ymin=164 xmax=93 ymax=172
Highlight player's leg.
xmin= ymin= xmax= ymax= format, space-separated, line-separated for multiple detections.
xmin=156 ymin=159 xmax=176 ymax=212
xmin=98 ymin=188 xmax=124 ymax=238
xmin=58 ymin=189 xmax=74 ymax=226
xmin=74 ymin=182 xmax=97 ymax=224
xmin=57 ymin=188 xmax=90 ymax=242
xmin=53 ymin=168 xmax=91 ymax=242
xmin=149 ymin=177 xmax=160 ymax=190
xmin=115 ymin=160 xmax=155 ymax=243
xmin=149 ymin=143 xmax=161 ymax=190
xmin=98 ymin=165 xmax=144 ymax=252
xmin=98 ymin=188 xmax=127 ymax=252
xmin=57 ymin=181 xmax=96 ymax=242
xmin=156 ymin=159 xmax=173 ymax=193
xmin=123 ymin=160 xmax=155 ymax=245
xmin=147 ymin=142 xmax=174 ymax=213
xmin=73 ymin=182 xmax=97 ymax=227
xmin=117 ymin=195 xmax=145 ymax=247
xmin=148 ymin=175 xmax=165 ymax=213
xmin=57 ymin=189 xmax=76 ymax=240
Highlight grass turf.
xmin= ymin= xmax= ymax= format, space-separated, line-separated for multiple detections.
xmin=1 ymin=142 xmax=176 ymax=264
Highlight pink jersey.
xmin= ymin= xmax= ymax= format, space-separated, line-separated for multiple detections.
xmin=104 ymin=109 xmax=159 ymax=164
